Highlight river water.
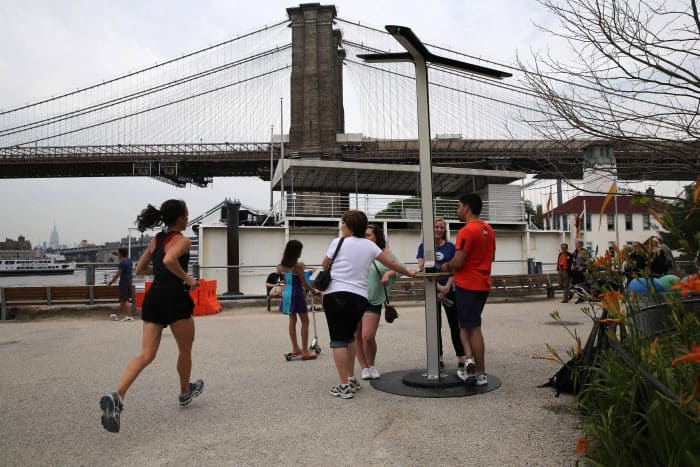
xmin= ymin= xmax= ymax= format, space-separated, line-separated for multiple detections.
xmin=0 ymin=268 xmax=120 ymax=287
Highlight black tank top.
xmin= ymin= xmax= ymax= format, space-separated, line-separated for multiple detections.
xmin=151 ymin=231 xmax=190 ymax=288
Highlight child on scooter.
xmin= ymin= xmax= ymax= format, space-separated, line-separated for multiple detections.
xmin=279 ymin=240 xmax=318 ymax=360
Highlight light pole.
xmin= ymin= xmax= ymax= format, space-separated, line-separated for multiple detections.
xmin=127 ymin=228 xmax=140 ymax=259
xmin=358 ymin=26 xmax=510 ymax=386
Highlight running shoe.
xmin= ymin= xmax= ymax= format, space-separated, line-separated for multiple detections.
xmin=348 ymin=377 xmax=361 ymax=393
xmin=109 ymin=314 xmax=119 ymax=321
xmin=476 ymin=373 xmax=488 ymax=386
xmin=457 ymin=358 xmax=477 ymax=383
xmin=329 ymin=384 xmax=353 ymax=399
xmin=369 ymin=366 xmax=381 ymax=379
xmin=121 ymin=316 xmax=134 ymax=322
xmin=178 ymin=379 xmax=205 ymax=406
xmin=99 ymin=392 xmax=123 ymax=433
xmin=361 ymin=368 xmax=372 ymax=380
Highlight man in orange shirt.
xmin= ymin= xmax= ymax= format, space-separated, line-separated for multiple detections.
xmin=441 ymin=193 xmax=495 ymax=386
xmin=556 ymin=243 xmax=574 ymax=303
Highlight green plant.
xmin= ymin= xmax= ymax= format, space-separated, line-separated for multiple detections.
xmin=540 ymin=256 xmax=700 ymax=465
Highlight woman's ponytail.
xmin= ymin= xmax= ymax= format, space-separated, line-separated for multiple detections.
xmin=136 ymin=204 xmax=163 ymax=232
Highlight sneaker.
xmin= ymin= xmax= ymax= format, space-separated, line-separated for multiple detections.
xmin=348 ymin=378 xmax=361 ymax=393
xmin=361 ymin=368 xmax=372 ymax=380
xmin=329 ymin=384 xmax=353 ymax=399
xmin=457 ymin=358 xmax=477 ymax=383
xmin=121 ymin=316 xmax=134 ymax=322
xmin=369 ymin=366 xmax=381 ymax=379
xmin=457 ymin=361 xmax=465 ymax=369
xmin=99 ymin=392 xmax=123 ymax=433
xmin=476 ymin=373 xmax=488 ymax=386
xmin=178 ymin=379 xmax=205 ymax=406
xmin=109 ymin=314 xmax=119 ymax=321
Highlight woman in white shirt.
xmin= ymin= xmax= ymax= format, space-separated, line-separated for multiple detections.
xmin=321 ymin=210 xmax=416 ymax=399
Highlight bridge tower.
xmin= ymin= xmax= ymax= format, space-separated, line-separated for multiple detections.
xmin=286 ymin=3 xmax=345 ymax=155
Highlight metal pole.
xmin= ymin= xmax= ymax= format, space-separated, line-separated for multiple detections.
xmin=280 ymin=98 xmax=285 ymax=220
xmin=270 ymin=125 xmax=274 ymax=213
xmin=413 ymin=55 xmax=440 ymax=379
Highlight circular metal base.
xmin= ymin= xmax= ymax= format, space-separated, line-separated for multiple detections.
xmin=370 ymin=368 xmax=502 ymax=398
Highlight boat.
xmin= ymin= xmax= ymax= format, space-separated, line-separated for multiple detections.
xmin=0 ymin=257 xmax=76 ymax=275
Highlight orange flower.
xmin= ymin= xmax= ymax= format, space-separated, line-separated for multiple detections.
xmin=672 ymin=341 xmax=700 ymax=365
xmin=593 ymin=255 xmax=610 ymax=268
xmin=670 ymin=274 xmax=700 ymax=297
xmin=576 ymin=436 xmax=590 ymax=455
xmin=597 ymin=290 xmax=624 ymax=317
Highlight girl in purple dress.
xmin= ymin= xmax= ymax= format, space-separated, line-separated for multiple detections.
xmin=279 ymin=240 xmax=317 ymax=360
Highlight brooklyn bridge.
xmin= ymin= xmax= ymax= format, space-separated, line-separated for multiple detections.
xmin=1 ymin=3 xmax=697 ymax=191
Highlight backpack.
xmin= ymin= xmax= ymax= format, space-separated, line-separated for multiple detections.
xmin=540 ymin=320 xmax=602 ymax=396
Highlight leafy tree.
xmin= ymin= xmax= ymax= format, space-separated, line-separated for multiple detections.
xmin=375 ymin=197 xmax=458 ymax=219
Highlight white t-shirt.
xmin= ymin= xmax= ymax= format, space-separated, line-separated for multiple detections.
xmin=323 ymin=236 xmax=383 ymax=297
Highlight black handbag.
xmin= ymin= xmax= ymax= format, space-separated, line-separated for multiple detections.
xmin=313 ymin=237 xmax=344 ymax=291
xmin=373 ymin=261 xmax=399 ymax=323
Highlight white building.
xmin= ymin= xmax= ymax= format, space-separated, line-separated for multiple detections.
xmin=550 ymin=195 xmax=663 ymax=254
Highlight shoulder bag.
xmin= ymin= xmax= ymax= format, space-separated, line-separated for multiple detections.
xmin=373 ymin=261 xmax=398 ymax=323
xmin=313 ymin=237 xmax=345 ymax=291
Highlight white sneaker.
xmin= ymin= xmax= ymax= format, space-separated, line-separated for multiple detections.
xmin=457 ymin=358 xmax=477 ymax=383
xmin=109 ymin=314 xmax=119 ymax=321
xmin=361 ymin=368 xmax=372 ymax=380
xmin=369 ymin=366 xmax=381 ymax=379
xmin=121 ymin=316 xmax=134 ymax=322
xmin=475 ymin=373 xmax=488 ymax=386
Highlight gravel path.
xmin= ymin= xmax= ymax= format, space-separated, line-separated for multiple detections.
xmin=0 ymin=298 xmax=586 ymax=466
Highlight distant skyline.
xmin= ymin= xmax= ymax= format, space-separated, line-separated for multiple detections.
xmin=0 ymin=1 xmax=686 ymax=244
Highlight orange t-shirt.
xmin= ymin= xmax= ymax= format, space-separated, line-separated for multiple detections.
xmin=453 ymin=220 xmax=495 ymax=291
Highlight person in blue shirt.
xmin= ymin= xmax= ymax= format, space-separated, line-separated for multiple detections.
xmin=417 ymin=217 xmax=465 ymax=369
xmin=108 ymin=247 xmax=134 ymax=321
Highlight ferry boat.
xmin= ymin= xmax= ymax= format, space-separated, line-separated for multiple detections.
xmin=0 ymin=257 xmax=76 ymax=275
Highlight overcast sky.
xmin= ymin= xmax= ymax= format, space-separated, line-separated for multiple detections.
xmin=0 ymin=0 xmax=562 ymax=246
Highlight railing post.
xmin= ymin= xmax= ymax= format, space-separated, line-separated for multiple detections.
xmin=1 ymin=287 xmax=6 ymax=320
xmin=130 ymin=285 xmax=137 ymax=315
xmin=88 ymin=285 xmax=95 ymax=305
xmin=46 ymin=287 xmax=52 ymax=306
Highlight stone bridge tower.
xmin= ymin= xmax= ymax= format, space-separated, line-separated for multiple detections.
xmin=287 ymin=3 xmax=345 ymax=155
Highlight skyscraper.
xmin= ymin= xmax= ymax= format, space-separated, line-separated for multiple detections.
xmin=49 ymin=222 xmax=59 ymax=249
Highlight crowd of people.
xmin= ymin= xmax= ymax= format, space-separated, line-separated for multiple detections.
xmin=555 ymin=236 xmax=677 ymax=303
xmin=100 ymin=193 xmax=497 ymax=432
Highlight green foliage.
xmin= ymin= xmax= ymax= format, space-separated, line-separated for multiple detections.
xmin=546 ymin=254 xmax=700 ymax=465
xmin=632 ymin=183 xmax=700 ymax=264
xmin=375 ymin=197 xmax=458 ymax=219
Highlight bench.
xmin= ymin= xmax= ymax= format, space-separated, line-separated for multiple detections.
xmin=392 ymin=274 xmax=559 ymax=301
xmin=490 ymin=273 xmax=557 ymax=298
xmin=0 ymin=285 xmax=136 ymax=320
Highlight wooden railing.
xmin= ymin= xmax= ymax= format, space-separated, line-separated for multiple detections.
xmin=0 ymin=285 xmax=135 ymax=320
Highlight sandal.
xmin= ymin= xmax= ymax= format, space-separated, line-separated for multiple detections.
xmin=301 ymin=353 xmax=318 ymax=360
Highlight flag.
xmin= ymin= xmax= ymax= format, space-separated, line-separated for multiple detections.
xmin=598 ymin=182 xmax=616 ymax=231
xmin=546 ymin=187 xmax=553 ymax=229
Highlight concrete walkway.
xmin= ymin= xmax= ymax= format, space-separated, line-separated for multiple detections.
xmin=0 ymin=299 xmax=587 ymax=466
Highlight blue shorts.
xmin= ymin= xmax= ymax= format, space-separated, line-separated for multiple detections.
xmin=363 ymin=303 xmax=382 ymax=315
xmin=454 ymin=287 xmax=489 ymax=329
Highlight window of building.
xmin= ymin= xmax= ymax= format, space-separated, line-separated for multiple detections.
xmin=585 ymin=214 xmax=592 ymax=231
xmin=643 ymin=213 xmax=651 ymax=230
xmin=607 ymin=214 xmax=615 ymax=231
xmin=625 ymin=213 xmax=633 ymax=230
